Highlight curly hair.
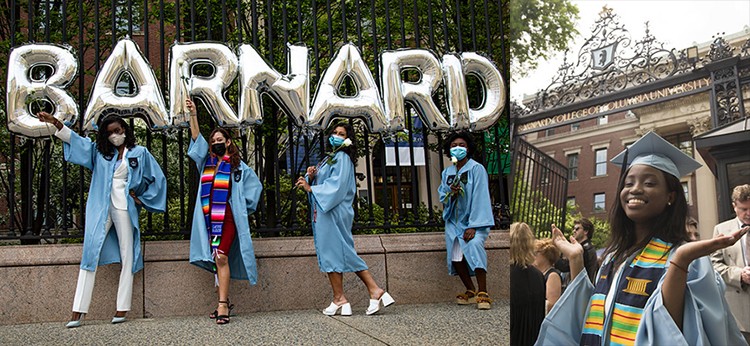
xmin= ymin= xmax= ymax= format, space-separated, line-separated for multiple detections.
xmin=208 ymin=128 xmax=242 ymax=170
xmin=442 ymin=131 xmax=476 ymax=159
xmin=535 ymin=238 xmax=560 ymax=265
xmin=96 ymin=116 xmax=136 ymax=161
xmin=510 ymin=222 xmax=536 ymax=267
xmin=732 ymin=184 xmax=750 ymax=203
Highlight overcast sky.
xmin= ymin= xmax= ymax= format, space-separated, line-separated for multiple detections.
xmin=511 ymin=0 xmax=750 ymax=102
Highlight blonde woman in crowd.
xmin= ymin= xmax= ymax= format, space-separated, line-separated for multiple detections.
xmin=510 ymin=222 xmax=546 ymax=346
xmin=534 ymin=238 xmax=562 ymax=314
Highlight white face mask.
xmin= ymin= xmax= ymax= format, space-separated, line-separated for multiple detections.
xmin=109 ymin=133 xmax=126 ymax=147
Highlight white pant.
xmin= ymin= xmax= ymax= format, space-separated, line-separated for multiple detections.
xmin=71 ymin=202 xmax=134 ymax=313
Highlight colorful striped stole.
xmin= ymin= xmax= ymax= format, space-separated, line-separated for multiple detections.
xmin=580 ymin=238 xmax=672 ymax=346
xmin=200 ymin=154 xmax=232 ymax=267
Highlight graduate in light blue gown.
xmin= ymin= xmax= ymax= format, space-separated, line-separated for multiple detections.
xmin=438 ymin=132 xmax=495 ymax=310
xmin=37 ymin=112 xmax=166 ymax=327
xmin=296 ymin=122 xmax=394 ymax=316
xmin=185 ymin=100 xmax=262 ymax=325
xmin=536 ymin=132 xmax=747 ymax=346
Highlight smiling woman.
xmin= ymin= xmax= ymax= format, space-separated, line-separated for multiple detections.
xmin=535 ymin=132 xmax=747 ymax=345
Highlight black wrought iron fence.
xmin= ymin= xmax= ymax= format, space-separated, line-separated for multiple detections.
xmin=510 ymin=136 xmax=568 ymax=237
xmin=1 ymin=0 xmax=510 ymax=242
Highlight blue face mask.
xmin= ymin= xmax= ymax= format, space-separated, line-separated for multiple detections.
xmin=450 ymin=146 xmax=468 ymax=161
xmin=329 ymin=135 xmax=345 ymax=147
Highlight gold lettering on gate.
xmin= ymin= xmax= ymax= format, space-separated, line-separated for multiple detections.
xmin=518 ymin=77 xmax=711 ymax=132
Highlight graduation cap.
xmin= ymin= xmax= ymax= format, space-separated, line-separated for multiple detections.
xmin=610 ymin=131 xmax=702 ymax=179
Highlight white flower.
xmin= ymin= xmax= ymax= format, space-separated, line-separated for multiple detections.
xmin=180 ymin=64 xmax=190 ymax=79
xmin=451 ymin=156 xmax=458 ymax=164
xmin=343 ymin=138 xmax=353 ymax=147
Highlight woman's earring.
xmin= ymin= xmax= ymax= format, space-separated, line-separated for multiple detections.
xmin=667 ymin=201 xmax=672 ymax=206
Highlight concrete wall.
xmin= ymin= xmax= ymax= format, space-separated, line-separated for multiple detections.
xmin=0 ymin=231 xmax=508 ymax=325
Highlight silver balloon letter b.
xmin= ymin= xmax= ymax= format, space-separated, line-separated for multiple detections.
xmin=6 ymin=44 xmax=78 ymax=137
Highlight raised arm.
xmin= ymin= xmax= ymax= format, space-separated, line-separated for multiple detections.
xmin=37 ymin=111 xmax=64 ymax=131
xmin=662 ymin=226 xmax=749 ymax=331
xmin=187 ymin=99 xmax=199 ymax=140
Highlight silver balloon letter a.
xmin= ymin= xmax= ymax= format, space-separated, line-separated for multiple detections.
xmin=6 ymin=44 xmax=78 ymax=137
xmin=308 ymin=44 xmax=387 ymax=133
xmin=84 ymin=38 xmax=169 ymax=131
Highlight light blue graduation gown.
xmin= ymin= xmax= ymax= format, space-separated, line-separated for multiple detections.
xmin=438 ymin=159 xmax=495 ymax=275
xmin=535 ymin=253 xmax=745 ymax=345
xmin=63 ymin=129 xmax=166 ymax=273
xmin=187 ymin=135 xmax=263 ymax=285
xmin=307 ymin=151 xmax=368 ymax=273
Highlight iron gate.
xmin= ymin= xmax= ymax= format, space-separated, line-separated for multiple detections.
xmin=0 ymin=0 xmax=510 ymax=242
xmin=510 ymin=136 xmax=568 ymax=237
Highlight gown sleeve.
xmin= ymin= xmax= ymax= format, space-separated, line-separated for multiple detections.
xmin=187 ymin=134 xmax=208 ymax=167
xmin=61 ymin=127 xmax=98 ymax=171
xmin=310 ymin=151 xmax=354 ymax=213
xmin=242 ymin=165 xmax=263 ymax=214
xmin=467 ymin=164 xmax=495 ymax=229
xmin=438 ymin=168 xmax=450 ymax=204
xmin=636 ymin=256 xmax=745 ymax=345
xmin=135 ymin=149 xmax=167 ymax=213
xmin=535 ymin=269 xmax=595 ymax=346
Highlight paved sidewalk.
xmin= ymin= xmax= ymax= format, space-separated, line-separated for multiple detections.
xmin=0 ymin=300 xmax=509 ymax=345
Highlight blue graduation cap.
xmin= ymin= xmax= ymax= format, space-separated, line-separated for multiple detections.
xmin=610 ymin=131 xmax=702 ymax=179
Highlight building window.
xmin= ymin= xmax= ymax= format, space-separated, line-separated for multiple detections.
xmin=37 ymin=0 xmax=63 ymax=31
xmin=664 ymin=132 xmax=694 ymax=157
xmin=682 ymin=181 xmax=689 ymax=203
xmin=567 ymin=196 xmax=576 ymax=208
xmin=594 ymin=148 xmax=607 ymax=176
xmin=567 ymin=153 xmax=579 ymax=180
xmin=545 ymin=128 xmax=555 ymax=136
xmin=114 ymin=1 xmax=143 ymax=32
xmin=598 ymin=115 xmax=608 ymax=125
xmin=594 ymin=193 xmax=606 ymax=212
xmin=571 ymin=123 xmax=580 ymax=131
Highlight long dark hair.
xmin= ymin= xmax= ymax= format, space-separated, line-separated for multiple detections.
xmin=96 ymin=116 xmax=136 ymax=160
xmin=443 ymin=131 xmax=476 ymax=159
xmin=327 ymin=122 xmax=357 ymax=165
xmin=605 ymin=167 xmax=688 ymax=268
xmin=208 ymin=128 xmax=242 ymax=170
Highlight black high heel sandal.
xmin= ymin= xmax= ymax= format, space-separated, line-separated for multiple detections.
xmin=215 ymin=301 xmax=231 ymax=325
xmin=209 ymin=299 xmax=234 ymax=319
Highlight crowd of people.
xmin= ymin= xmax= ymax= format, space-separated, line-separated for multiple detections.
xmin=510 ymin=132 xmax=750 ymax=345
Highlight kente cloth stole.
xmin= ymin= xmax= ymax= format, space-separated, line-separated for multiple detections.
xmin=580 ymin=237 xmax=672 ymax=346
xmin=200 ymin=155 xmax=231 ymax=265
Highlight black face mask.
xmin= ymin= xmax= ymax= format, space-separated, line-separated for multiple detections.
xmin=211 ymin=143 xmax=227 ymax=156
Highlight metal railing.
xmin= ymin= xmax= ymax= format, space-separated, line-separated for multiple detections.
xmin=510 ymin=137 xmax=568 ymax=236
xmin=1 ymin=0 xmax=509 ymax=242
